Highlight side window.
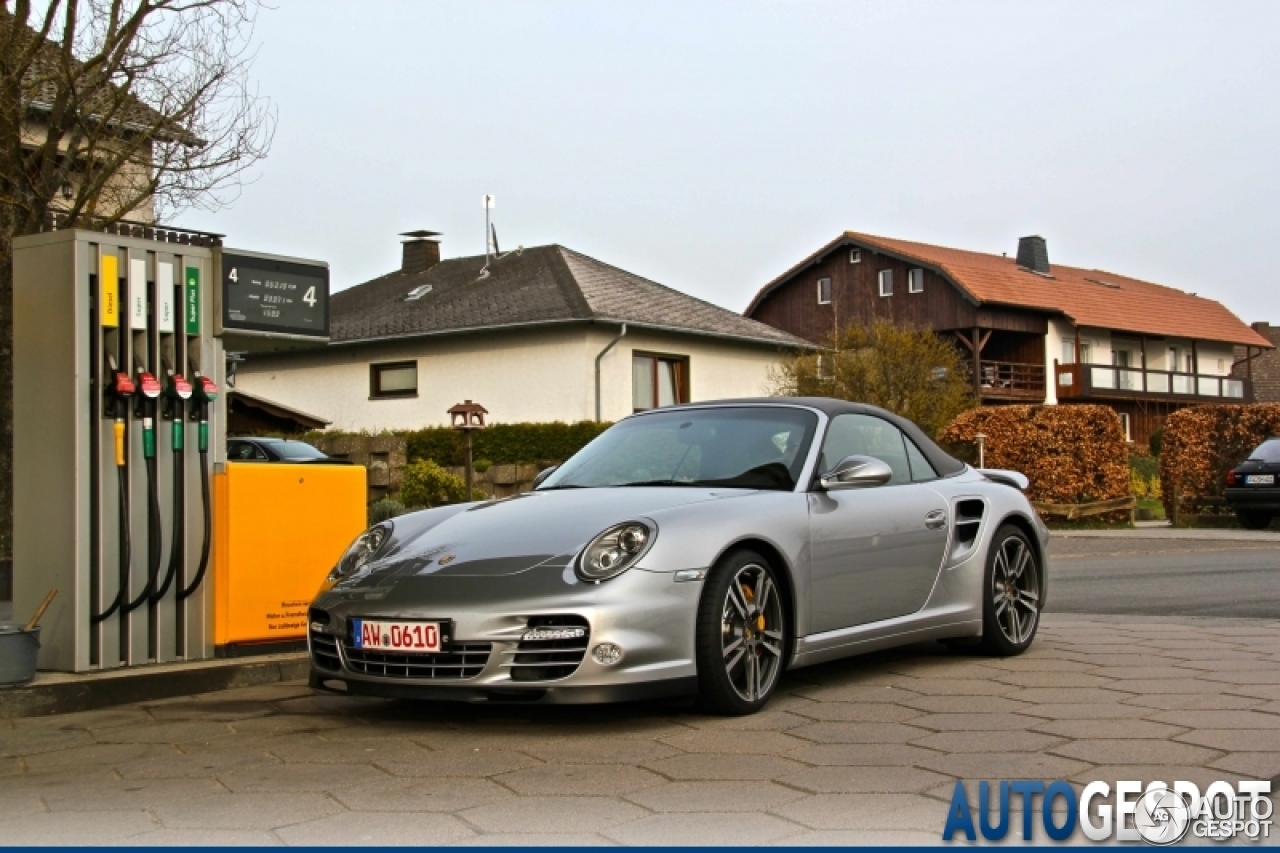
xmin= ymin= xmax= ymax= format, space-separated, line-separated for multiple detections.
xmin=819 ymin=414 xmax=911 ymax=486
xmin=904 ymin=437 xmax=938 ymax=482
xmin=227 ymin=441 xmax=266 ymax=461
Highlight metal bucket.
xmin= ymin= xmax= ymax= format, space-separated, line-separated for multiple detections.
xmin=0 ymin=623 xmax=40 ymax=687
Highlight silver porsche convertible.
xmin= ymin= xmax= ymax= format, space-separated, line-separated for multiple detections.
xmin=308 ymin=398 xmax=1049 ymax=715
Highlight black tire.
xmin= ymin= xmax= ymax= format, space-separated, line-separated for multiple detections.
xmin=1237 ymin=510 xmax=1273 ymax=531
xmin=695 ymin=549 xmax=788 ymax=716
xmin=978 ymin=524 xmax=1041 ymax=656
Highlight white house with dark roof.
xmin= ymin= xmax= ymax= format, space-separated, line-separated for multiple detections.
xmin=234 ymin=232 xmax=811 ymax=430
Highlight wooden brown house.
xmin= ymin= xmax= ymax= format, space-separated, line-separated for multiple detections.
xmin=746 ymin=232 xmax=1274 ymax=446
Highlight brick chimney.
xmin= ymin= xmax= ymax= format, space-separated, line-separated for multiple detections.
xmin=400 ymin=230 xmax=442 ymax=274
xmin=1016 ymin=235 xmax=1050 ymax=274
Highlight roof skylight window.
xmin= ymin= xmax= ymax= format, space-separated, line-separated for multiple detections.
xmin=406 ymin=284 xmax=433 ymax=301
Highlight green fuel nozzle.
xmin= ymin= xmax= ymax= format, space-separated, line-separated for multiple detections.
xmin=136 ymin=370 xmax=161 ymax=458
xmin=191 ymin=373 xmax=217 ymax=454
xmin=163 ymin=369 xmax=193 ymax=435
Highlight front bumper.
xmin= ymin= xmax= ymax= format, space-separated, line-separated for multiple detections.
xmin=1225 ymin=487 xmax=1280 ymax=512
xmin=307 ymin=564 xmax=703 ymax=704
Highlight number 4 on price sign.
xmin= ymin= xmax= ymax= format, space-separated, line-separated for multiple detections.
xmin=303 ymin=285 xmax=317 ymax=307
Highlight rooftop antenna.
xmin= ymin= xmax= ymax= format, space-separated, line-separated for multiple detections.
xmin=478 ymin=193 xmax=496 ymax=281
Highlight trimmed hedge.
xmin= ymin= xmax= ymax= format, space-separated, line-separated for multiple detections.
xmin=403 ymin=421 xmax=611 ymax=467
xmin=938 ymin=405 xmax=1130 ymax=506
xmin=1159 ymin=404 xmax=1280 ymax=515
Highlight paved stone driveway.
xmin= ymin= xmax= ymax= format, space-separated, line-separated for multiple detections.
xmin=2 ymin=613 xmax=1279 ymax=846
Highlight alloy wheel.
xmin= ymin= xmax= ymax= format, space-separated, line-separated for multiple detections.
xmin=991 ymin=534 xmax=1039 ymax=645
xmin=720 ymin=563 xmax=784 ymax=702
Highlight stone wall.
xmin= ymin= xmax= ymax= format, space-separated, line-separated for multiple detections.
xmin=443 ymin=463 xmax=549 ymax=499
xmin=311 ymin=435 xmax=408 ymax=502
xmin=311 ymin=434 xmax=552 ymax=502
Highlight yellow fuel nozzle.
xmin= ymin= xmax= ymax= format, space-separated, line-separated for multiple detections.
xmin=113 ymin=419 xmax=126 ymax=467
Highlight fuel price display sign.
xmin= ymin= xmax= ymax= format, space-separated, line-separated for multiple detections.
xmin=218 ymin=250 xmax=329 ymax=340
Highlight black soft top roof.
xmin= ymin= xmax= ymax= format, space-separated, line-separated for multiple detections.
xmin=654 ymin=397 xmax=967 ymax=478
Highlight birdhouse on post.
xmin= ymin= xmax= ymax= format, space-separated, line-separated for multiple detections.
xmin=448 ymin=400 xmax=488 ymax=499
xmin=448 ymin=400 xmax=488 ymax=431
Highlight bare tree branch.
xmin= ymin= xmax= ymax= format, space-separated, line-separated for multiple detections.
xmin=0 ymin=0 xmax=275 ymax=557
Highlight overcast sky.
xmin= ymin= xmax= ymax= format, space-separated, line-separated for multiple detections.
xmin=180 ymin=0 xmax=1280 ymax=322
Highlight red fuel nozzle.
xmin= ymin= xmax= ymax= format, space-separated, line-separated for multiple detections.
xmin=137 ymin=371 xmax=161 ymax=399
xmin=167 ymin=373 xmax=193 ymax=400
xmin=196 ymin=376 xmax=218 ymax=402
xmin=112 ymin=372 xmax=136 ymax=398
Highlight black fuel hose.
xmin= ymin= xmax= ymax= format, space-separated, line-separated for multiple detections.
xmin=122 ymin=454 xmax=162 ymax=614
xmin=90 ymin=464 xmax=131 ymax=624
xmin=177 ymin=451 xmax=211 ymax=601
xmin=152 ymin=445 xmax=185 ymax=603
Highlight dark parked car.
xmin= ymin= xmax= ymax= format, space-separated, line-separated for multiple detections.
xmin=1226 ymin=437 xmax=1280 ymax=530
xmin=227 ymin=437 xmax=334 ymax=463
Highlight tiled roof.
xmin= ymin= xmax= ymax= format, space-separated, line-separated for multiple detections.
xmin=331 ymin=245 xmax=810 ymax=349
xmin=747 ymin=231 xmax=1273 ymax=349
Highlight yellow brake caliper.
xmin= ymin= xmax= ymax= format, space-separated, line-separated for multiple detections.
xmin=742 ymin=583 xmax=767 ymax=634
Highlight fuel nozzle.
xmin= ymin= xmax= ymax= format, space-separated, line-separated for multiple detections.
xmin=163 ymin=367 xmax=193 ymax=445
xmin=135 ymin=362 xmax=161 ymax=459
xmin=191 ymin=372 xmax=218 ymax=453
xmin=105 ymin=354 xmax=136 ymax=421
xmin=106 ymin=356 xmax=135 ymax=464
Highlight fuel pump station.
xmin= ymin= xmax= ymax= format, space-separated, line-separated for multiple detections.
xmin=12 ymin=229 xmax=331 ymax=673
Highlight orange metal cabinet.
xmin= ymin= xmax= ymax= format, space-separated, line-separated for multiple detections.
xmin=214 ymin=462 xmax=366 ymax=649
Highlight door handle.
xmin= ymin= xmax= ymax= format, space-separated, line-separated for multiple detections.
xmin=924 ymin=510 xmax=947 ymax=530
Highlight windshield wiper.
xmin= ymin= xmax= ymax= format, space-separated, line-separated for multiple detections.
xmin=615 ymin=480 xmax=706 ymax=487
xmin=536 ymin=485 xmax=588 ymax=491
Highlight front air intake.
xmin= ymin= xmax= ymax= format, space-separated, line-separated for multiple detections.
xmin=507 ymin=615 xmax=590 ymax=682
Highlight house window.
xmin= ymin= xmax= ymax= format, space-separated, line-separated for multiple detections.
xmin=878 ymin=269 xmax=893 ymax=297
xmin=908 ymin=268 xmax=924 ymax=294
xmin=1118 ymin=412 xmax=1132 ymax=442
xmin=849 ymin=248 xmax=861 ymax=264
xmin=1080 ymin=342 xmax=1092 ymax=365
xmin=817 ymin=278 xmax=832 ymax=305
xmin=1061 ymin=339 xmax=1075 ymax=364
xmin=633 ymin=354 xmax=688 ymax=412
xmin=370 ymin=361 xmax=418 ymax=398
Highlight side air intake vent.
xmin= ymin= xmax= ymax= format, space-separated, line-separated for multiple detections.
xmin=950 ymin=499 xmax=986 ymax=564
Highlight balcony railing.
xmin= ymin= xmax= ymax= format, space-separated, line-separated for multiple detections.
xmin=966 ymin=360 xmax=1046 ymax=399
xmin=1055 ymin=362 xmax=1251 ymax=402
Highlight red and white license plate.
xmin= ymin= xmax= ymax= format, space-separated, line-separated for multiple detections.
xmin=351 ymin=619 xmax=441 ymax=653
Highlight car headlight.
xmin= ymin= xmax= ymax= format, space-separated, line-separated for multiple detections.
xmin=326 ymin=522 xmax=393 ymax=583
xmin=576 ymin=520 xmax=657 ymax=583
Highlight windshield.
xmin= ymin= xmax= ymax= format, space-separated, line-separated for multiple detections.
xmin=541 ymin=406 xmax=819 ymax=491
xmin=1249 ymin=439 xmax=1280 ymax=464
xmin=269 ymin=441 xmax=329 ymax=460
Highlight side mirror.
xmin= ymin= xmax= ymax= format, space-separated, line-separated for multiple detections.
xmin=819 ymin=455 xmax=893 ymax=490
xmin=532 ymin=465 xmax=558 ymax=489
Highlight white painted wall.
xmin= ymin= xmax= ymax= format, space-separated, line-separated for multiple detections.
xmin=591 ymin=326 xmax=783 ymax=421
xmin=1043 ymin=317 xmax=1076 ymax=404
xmin=235 ymin=324 xmax=790 ymax=431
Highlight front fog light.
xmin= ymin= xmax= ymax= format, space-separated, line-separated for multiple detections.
xmin=592 ymin=643 xmax=623 ymax=665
